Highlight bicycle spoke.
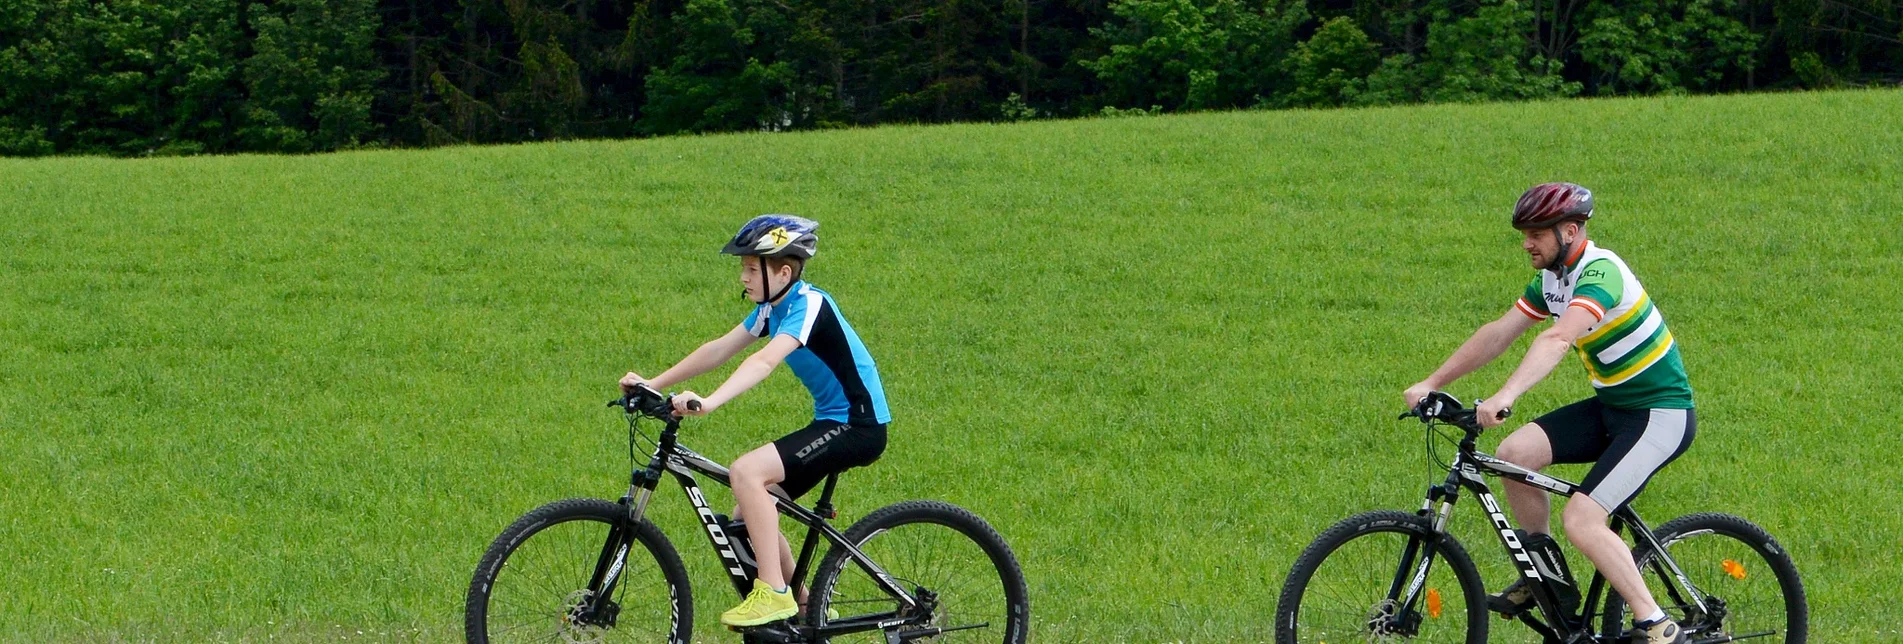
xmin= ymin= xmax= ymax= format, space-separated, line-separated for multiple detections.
xmin=1282 ymin=517 xmax=1480 ymax=643
xmin=820 ymin=520 xmax=1012 ymax=642
xmin=474 ymin=505 xmax=684 ymax=644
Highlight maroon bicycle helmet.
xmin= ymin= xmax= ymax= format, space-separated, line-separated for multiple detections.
xmin=1511 ymin=182 xmax=1595 ymax=230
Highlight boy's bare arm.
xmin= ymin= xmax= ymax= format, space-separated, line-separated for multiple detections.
xmin=627 ymin=325 xmax=760 ymax=391
xmin=673 ymin=334 xmax=802 ymax=415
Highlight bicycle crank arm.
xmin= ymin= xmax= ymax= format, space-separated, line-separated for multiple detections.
xmin=885 ymin=622 xmax=990 ymax=643
xmin=1691 ymin=631 xmax=1778 ymax=644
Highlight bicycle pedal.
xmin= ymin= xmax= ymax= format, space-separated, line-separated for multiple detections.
xmin=1486 ymin=595 xmax=1533 ymax=617
xmin=732 ymin=622 xmax=796 ymax=642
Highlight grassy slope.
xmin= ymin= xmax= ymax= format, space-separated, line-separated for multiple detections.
xmin=2 ymin=89 xmax=1899 ymax=641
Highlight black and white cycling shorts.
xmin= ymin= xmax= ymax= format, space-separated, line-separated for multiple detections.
xmin=1533 ymin=398 xmax=1696 ymax=513
xmin=770 ymin=420 xmax=887 ymax=500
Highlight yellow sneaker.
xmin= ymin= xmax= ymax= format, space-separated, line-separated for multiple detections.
xmin=721 ymin=579 xmax=799 ymax=627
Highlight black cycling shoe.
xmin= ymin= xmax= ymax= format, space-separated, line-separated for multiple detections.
xmin=1626 ymin=617 xmax=1688 ymax=643
xmin=1486 ymin=578 xmax=1536 ymax=616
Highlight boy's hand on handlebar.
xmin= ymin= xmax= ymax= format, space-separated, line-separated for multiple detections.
xmin=1475 ymin=397 xmax=1514 ymax=429
xmin=672 ymin=392 xmax=709 ymax=416
xmin=619 ymin=372 xmax=650 ymax=394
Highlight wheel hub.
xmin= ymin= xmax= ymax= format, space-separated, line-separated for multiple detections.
xmin=558 ymin=589 xmax=619 ymax=643
xmin=1364 ymin=599 xmax=1422 ymax=638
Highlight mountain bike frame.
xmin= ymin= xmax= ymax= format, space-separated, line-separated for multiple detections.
xmin=573 ymin=385 xmax=943 ymax=641
xmin=1388 ymin=393 xmax=1715 ymax=643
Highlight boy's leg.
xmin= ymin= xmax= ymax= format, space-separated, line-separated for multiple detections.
xmin=721 ymin=444 xmax=802 ymax=627
xmin=777 ymin=529 xmax=797 ymax=589
xmin=731 ymin=444 xmax=789 ymax=586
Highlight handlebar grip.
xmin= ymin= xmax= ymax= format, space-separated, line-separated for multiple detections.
xmin=685 ymin=399 xmax=702 ymax=412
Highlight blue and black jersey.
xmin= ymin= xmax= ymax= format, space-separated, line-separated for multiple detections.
xmin=742 ymin=281 xmax=891 ymax=426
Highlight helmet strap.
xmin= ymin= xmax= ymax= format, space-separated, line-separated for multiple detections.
xmin=1548 ymin=222 xmax=1579 ymax=283
xmin=755 ymin=256 xmax=805 ymax=330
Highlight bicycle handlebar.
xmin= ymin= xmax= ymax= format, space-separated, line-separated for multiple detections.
xmin=609 ymin=383 xmax=699 ymax=420
xmin=1400 ymin=391 xmax=1509 ymax=431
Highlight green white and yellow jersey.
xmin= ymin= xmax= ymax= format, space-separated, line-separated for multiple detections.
xmin=1515 ymin=242 xmax=1694 ymax=410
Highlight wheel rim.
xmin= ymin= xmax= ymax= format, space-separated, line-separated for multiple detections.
xmin=483 ymin=517 xmax=680 ymax=643
xmin=1649 ymin=530 xmax=1792 ymax=642
xmin=1289 ymin=530 xmax=1476 ymax=643
xmin=818 ymin=521 xmax=1015 ymax=642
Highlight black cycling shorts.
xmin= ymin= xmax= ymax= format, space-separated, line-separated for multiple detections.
xmin=1534 ymin=397 xmax=1696 ymax=512
xmin=771 ymin=420 xmax=887 ymax=500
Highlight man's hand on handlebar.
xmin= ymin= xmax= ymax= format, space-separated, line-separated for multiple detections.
xmin=1403 ymin=381 xmax=1438 ymax=411
xmin=1475 ymin=397 xmax=1514 ymax=430
xmin=1402 ymin=391 xmax=1510 ymax=430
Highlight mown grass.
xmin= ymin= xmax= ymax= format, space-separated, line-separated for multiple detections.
xmin=2 ymin=89 xmax=1899 ymax=642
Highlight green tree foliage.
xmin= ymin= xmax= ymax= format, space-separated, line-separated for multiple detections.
xmin=1771 ymin=0 xmax=1902 ymax=88
xmin=1083 ymin=0 xmax=1309 ymax=111
xmin=0 ymin=0 xmax=1898 ymax=155
xmin=1284 ymin=16 xmax=1380 ymax=107
xmin=0 ymin=0 xmax=247 ymax=155
xmin=1577 ymin=0 xmax=1760 ymax=94
xmin=1411 ymin=0 xmax=1581 ymax=102
xmin=243 ymin=0 xmax=385 ymax=152
xmin=395 ymin=0 xmax=647 ymax=145
xmin=638 ymin=0 xmax=792 ymax=135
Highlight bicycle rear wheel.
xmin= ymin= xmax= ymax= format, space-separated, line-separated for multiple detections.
xmin=1276 ymin=510 xmax=1487 ymax=644
xmin=1601 ymin=512 xmax=1806 ymax=643
xmin=808 ymin=500 xmax=1029 ymax=643
xmin=465 ymin=498 xmax=693 ymax=644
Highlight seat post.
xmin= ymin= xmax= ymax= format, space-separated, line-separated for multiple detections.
xmin=814 ymin=473 xmax=841 ymax=519
xmin=788 ymin=473 xmax=841 ymax=599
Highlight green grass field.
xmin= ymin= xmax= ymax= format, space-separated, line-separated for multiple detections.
xmin=3 ymin=89 xmax=1900 ymax=642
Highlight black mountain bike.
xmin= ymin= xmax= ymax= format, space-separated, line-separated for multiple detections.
xmin=1275 ymin=392 xmax=1805 ymax=643
xmin=465 ymin=384 xmax=1030 ymax=643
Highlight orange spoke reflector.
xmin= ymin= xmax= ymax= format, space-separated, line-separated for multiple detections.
xmin=1427 ymin=588 xmax=1443 ymax=618
xmin=1723 ymin=559 xmax=1748 ymax=580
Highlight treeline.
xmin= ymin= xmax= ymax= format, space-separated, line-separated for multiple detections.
xmin=2 ymin=0 xmax=1899 ymax=156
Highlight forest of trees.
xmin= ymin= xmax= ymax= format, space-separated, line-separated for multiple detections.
xmin=2 ymin=0 xmax=1899 ymax=156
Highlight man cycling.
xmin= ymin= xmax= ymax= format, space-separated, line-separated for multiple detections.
xmin=1403 ymin=182 xmax=1696 ymax=643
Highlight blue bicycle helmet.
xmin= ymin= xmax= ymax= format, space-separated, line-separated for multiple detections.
xmin=723 ymin=214 xmax=818 ymax=306
xmin=722 ymin=214 xmax=819 ymax=259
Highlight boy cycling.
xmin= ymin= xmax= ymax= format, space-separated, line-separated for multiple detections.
xmin=619 ymin=214 xmax=891 ymax=628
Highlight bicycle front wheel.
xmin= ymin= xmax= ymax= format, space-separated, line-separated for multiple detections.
xmin=465 ymin=498 xmax=693 ymax=644
xmin=809 ymin=500 xmax=1029 ymax=643
xmin=1276 ymin=510 xmax=1487 ymax=644
xmin=1601 ymin=512 xmax=1807 ymax=643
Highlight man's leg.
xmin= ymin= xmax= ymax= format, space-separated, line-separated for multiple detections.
xmin=1563 ymin=493 xmax=1659 ymax=617
xmin=1566 ymin=407 xmax=1694 ymax=636
xmin=1496 ymin=423 xmax=1556 ymax=534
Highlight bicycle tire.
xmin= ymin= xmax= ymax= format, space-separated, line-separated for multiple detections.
xmin=465 ymin=498 xmax=694 ymax=644
xmin=1276 ymin=510 xmax=1488 ymax=644
xmin=1600 ymin=512 xmax=1806 ymax=643
xmin=808 ymin=500 xmax=1029 ymax=643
